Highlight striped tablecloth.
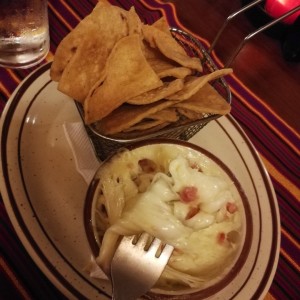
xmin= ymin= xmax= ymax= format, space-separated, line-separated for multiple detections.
xmin=0 ymin=1 xmax=299 ymax=299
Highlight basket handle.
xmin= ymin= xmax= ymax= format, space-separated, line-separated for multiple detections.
xmin=208 ymin=0 xmax=300 ymax=67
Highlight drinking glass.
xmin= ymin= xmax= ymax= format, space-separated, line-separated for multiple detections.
xmin=0 ymin=0 xmax=50 ymax=68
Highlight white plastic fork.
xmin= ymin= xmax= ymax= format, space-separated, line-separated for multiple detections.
xmin=111 ymin=233 xmax=174 ymax=300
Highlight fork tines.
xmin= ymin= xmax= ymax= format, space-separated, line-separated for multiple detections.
xmin=111 ymin=233 xmax=174 ymax=300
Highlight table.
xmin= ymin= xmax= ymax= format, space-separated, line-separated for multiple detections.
xmin=0 ymin=0 xmax=299 ymax=299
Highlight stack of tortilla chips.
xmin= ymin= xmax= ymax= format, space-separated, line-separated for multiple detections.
xmin=50 ymin=0 xmax=232 ymax=137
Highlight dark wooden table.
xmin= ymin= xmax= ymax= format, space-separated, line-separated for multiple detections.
xmin=166 ymin=0 xmax=300 ymax=131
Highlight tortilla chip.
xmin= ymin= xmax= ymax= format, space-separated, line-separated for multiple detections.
xmin=142 ymin=24 xmax=202 ymax=72
xmin=84 ymin=34 xmax=163 ymax=124
xmin=50 ymin=1 xmax=107 ymax=81
xmin=152 ymin=16 xmax=171 ymax=35
xmin=142 ymin=41 xmax=192 ymax=79
xmin=147 ymin=108 xmax=179 ymax=122
xmin=96 ymin=99 xmax=177 ymax=135
xmin=158 ymin=67 xmax=192 ymax=79
xmin=174 ymin=83 xmax=231 ymax=115
xmin=142 ymin=41 xmax=176 ymax=70
xmin=122 ymin=108 xmax=178 ymax=133
xmin=56 ymin=5 xmax=142 ymax=102
xmin=119 ymin=122 xmax=171 ymax=138
xmin=127 ymin=79 xmax=184 ymax=105
xmin=176 ymin=108 xmax=204 ymax=120
xmin=51 ymin=2 xmax=143 ymax=102
xmin=127 ymin=6 xmax=142 ymax=35
xmin=50 ymin=0 xmax=113 ymax=82
xmin=123 ymin=119 xmax=167 ymax=132
xmin=167 ymin=68 xmax=232 ymax=101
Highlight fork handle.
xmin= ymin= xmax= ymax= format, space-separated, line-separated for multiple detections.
xmin=112 ymin=289 xmax=137 ymax=300
xmin=112 ymin=278 xmax=148 ymax=300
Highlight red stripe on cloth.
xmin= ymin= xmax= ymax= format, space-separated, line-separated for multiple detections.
xmin=0 ymin=256 xmax=32 ymax=300
xmin=48 ymin=2 xmax=74 ymax=32
xmin=64 ymin=0 xmax=96 ymax=16
xmin=229 ymin=83 xmax=299 ymax=155
xmin=231 ymin=101 xmax=299 ymax=186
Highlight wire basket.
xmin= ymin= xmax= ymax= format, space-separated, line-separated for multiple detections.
xmin=75 ymin=28 xmax=232 ymax=161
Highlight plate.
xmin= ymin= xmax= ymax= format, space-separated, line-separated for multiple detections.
xmin=0 ymin=63 xmax=280 ymax=299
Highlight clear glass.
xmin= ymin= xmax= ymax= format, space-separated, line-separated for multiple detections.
xmin=0 ymin=0 xmax=49 ymax=69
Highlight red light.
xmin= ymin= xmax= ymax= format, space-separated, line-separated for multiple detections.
xmin=265 ymin=0 xmax=300 ymax=24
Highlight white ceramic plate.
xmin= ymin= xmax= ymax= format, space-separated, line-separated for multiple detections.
xmin=0 ymin=63 xmax=280 ymax=300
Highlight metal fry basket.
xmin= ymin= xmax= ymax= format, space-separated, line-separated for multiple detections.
xmin=76 ymin=0 xmax=300 ymax=161
xmin=75 ymin=28 xmax=231 ymax=161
